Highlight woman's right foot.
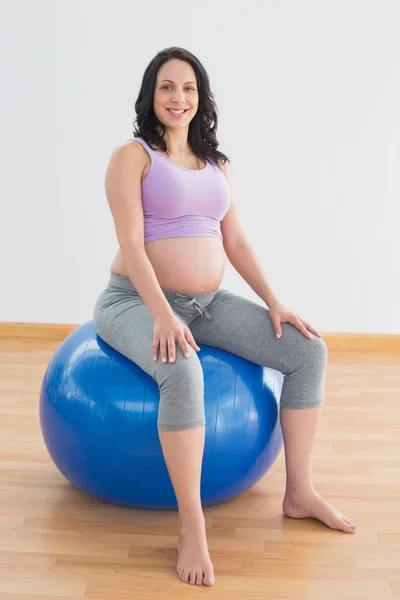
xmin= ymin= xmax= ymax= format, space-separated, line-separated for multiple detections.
xmin=176 ymin=513 xmax=215 ymax=586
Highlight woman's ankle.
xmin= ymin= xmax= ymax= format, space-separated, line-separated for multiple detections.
xmin=178 ymin=498 xmax=203 ymax=517
xmin=179 ymin=507 xmax=206 ymax=531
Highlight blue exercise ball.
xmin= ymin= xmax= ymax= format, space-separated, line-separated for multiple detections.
xmin=39 ymin=320 xmax=284 ymax=509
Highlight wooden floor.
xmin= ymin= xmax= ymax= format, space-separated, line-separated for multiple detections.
xmin=0 ymin=337 xmax=399 ymax=599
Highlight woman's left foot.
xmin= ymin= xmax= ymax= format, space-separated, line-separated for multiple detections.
xmin=282 ymin=489 xmax=356 ymax=533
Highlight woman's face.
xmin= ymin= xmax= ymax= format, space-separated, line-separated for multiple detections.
xmin=153 ymin=59 xmax=199 ymax=130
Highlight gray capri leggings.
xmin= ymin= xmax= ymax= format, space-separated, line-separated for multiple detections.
xmin=93 ymin=272 xmax=328 ymax=431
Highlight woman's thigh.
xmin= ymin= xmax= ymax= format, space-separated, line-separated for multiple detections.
xmin=93 ymin=285 xmax=206 ymax=430
xmin=93 ymin=284 xmax=156 ymax=372
xmin=190 ymin=288 xmax=327 ymax=376
xmin=93 ymin=283 xmax=204 ymax=372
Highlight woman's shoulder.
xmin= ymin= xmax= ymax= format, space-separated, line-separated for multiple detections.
xmin=119 ymin=137 xmax=149 ymax=151
xmin=107 ymin=139 xmax=151 ymax=177
xmin=113 ymin=138 xmax=153 ymax=160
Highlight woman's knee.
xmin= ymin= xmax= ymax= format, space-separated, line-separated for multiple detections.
xmin=283 ymin=328 xmax=328 ymax=375
xmin=155 ymin=352 xmax=205 ymax=431
xmin=306 ymin=334 xmax=328 ymax=371
xmin=279 ymin=334 xmax=328 ymax=410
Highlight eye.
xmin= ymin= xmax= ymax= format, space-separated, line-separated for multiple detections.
xmin=161 ymin=85 xmax=195 ymax=91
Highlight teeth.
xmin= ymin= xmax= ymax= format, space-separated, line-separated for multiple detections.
xmin=168 ymin=109 xmax=185 ymax=114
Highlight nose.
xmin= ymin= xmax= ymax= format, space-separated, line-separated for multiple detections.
xmin=172 ymin=90 xmax=186 ymax=103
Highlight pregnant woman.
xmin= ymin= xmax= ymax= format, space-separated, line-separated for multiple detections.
xmin=93 ymin=46 xmax=356 ymax=587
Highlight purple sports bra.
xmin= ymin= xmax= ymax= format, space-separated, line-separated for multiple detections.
xmin=132 ymin=136 xmax=231 ymax=243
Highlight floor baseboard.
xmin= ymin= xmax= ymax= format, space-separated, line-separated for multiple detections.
xmin=0 ymin=322 xmax=399 ymax=352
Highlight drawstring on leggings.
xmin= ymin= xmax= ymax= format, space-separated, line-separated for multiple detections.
xmin=173 ymin=293 xmax=212 ymax=320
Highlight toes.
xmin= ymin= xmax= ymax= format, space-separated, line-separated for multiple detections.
xmin=203 ymin=572 xmax=215 ymax=586
xmin=341 ymin=516 xmax=356 ymax=532
xmin=181 ymin=569 xmax=189 ymax=583
xmin=188 ymin=571 xmax=197 ymax=585
xmin=179 ymin=567 xmax=214 ymax=585
xmin=195 ymin=569 xmax=203 ymax=585
xmin=343 ymin=515 xmax=355 ymax=525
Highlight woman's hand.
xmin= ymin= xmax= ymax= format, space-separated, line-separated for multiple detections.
xmin=268 ymin=301 xmax=322 ymax=340
xmin=153 ymin=312 xmax=200 ymax=363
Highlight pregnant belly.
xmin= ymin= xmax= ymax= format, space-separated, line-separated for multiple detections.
xmin=110 ymin=237 xmax=226 ymax=294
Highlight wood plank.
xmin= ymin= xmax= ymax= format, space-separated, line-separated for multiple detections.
xmin=0 ymin=339 xmax=399 ymax=598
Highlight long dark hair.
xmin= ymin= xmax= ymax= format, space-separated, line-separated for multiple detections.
xmin=132 ymin=47 xmax=230 ymax=171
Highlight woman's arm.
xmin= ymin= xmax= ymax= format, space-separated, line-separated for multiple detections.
xmin=219 ymin=160 xmax=280 ymax=308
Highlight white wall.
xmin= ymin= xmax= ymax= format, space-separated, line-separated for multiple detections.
xmin=1 ymin=0 xmax=399 ymax=334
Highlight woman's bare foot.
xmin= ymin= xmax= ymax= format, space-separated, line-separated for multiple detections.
xmin=282 ymin=488 xmax=357 ymax=533
xmin=176 ymin=513 xmax=215 ymax=586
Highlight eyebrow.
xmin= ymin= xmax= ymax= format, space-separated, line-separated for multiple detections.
xmin=159 ymin=79 xmax=196 ymax=85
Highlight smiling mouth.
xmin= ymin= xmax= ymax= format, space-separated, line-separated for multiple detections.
xmin=166 ymin=108 xmax=189 ymax=114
